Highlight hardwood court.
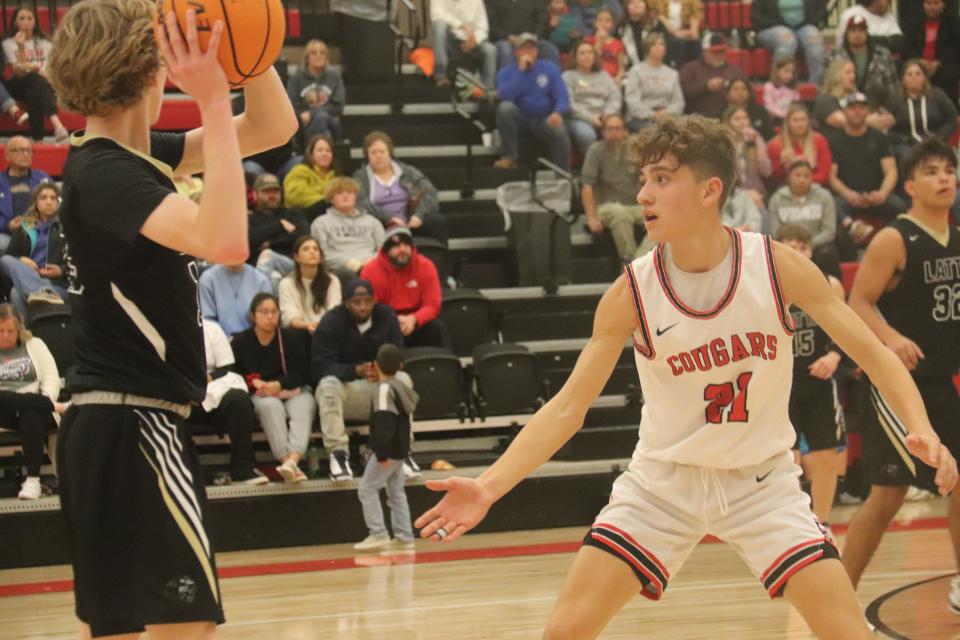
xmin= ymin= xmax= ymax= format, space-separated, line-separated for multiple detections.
xmin=0 ymin=500 xmax=955 ymax=639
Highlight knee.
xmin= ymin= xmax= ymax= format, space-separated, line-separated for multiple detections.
xmin=777 ymin=31 xmax=798 ymax=49
xmin=497 ymin=101 xmax=519 ymax=119
xmin=318 ymin=376 xmax=344 ymax=403
xmin=866 ymin=485 xmax=908 ymax=516
xmin=256 ymin=396 xmax=285 ymax=416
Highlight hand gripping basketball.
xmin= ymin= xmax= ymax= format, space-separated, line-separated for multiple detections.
xmin=157 ymin=10 xmax=229 ymax=106
xmin=414 ymin=477 xmax=495 ymax=543
xmin=906 ymin=433 xmax=959 ymax=495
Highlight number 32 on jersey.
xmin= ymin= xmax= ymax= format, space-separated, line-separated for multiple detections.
xmin=703 ymin=372 xmax=753 ymax=424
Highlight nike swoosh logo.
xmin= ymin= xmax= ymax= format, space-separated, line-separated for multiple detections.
xmin=756 ymin=470 xmax=773 ymax=483
xmin=656 ymin=322 xmax=679 ymax=337
xmin=909 ymin=234 xmax=920 ymax=241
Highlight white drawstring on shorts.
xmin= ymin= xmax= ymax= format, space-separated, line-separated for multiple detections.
xmin=700 ymin=468 xmax=730 ymax=520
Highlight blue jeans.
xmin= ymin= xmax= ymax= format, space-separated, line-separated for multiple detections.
xmin=304 ymin=108 xmax=341 ymax=142
xmin=756 ymin=24 xmax=825 ymax=84
xmin=433 ymin=21 xmax=498 ymax=89
xmin=494 ymin=39 xmax=561 ymax=69
xmin=357 ymin=456 xmax=413 ymax=541
xmin=496 ymin=101 xmax=571 ymax=170
xmin=567 ymin=118 xmax=598 ymax=156
xmin=255 ymin=249 xmax=295 ymax=293
xmin=0 ymin=255 xmax=67 ymax=317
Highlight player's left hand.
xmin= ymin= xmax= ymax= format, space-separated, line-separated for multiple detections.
xmin=906 ymin=433 xmax=958 ymax=495
xmin=808 ymin=351 xmax=841 ymax=380
xmin=158 ymin=10 xmax=229 ymax=108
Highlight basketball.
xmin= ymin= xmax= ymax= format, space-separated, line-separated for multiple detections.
xmin=154 ymin=0 xmax=286 ymax=88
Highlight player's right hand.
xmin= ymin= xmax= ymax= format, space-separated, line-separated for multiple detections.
xmin=158 ymin=10 xmax=229 ymax=108
xmin=414 ymin=476 xmax=495 ymax=543
xmin=906 ymin=433 xmax=958 ymax=495
xmin=884 ymin=333 xmax=924 ymax=370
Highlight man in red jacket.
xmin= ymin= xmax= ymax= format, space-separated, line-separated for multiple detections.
xmin=360 ymin=227 xmax=451 ymax=349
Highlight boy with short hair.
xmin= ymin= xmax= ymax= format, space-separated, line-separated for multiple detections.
xmin=310 ymin=176 xmax=386 ymax=282
xmin=354 ymin=343 xmax=420 ymax=551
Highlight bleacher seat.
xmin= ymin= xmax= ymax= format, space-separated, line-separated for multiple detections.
xmin=471 ymin=342 xmax=543 ymax=416
xmin=414 ymin=236 xmax=451 ymax=286
xmin=402 ymin=346 xmax=466 ymax=420
xmin=28 ymin=305 xmax=76 ymax=377
xmin=440 ymin=288 xmax=497 ymax=357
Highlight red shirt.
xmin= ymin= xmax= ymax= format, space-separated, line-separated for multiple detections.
xmin=766 ymin=133 xmax=833 ymax=186
xmin=584 ymin=35 xmax=624 ymax=79
xmin=923 ymin=19 xmax=940 ymax=61
xmin=359 ymin=249 xmax=442 ymax=327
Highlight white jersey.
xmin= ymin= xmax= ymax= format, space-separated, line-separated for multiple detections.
xmin=624 ymin=229 xmax=796 ymax=468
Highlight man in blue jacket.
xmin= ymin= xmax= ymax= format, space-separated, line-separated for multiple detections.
xmin=494 ymin=33 xmax=572 ymax=171
xmin=0 ymin=136 xmax=50 ymax=253
xmin=312 ymin=279 xmax=406 ymax=481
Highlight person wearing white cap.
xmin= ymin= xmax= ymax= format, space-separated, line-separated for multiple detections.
xmin=835 ymin=0 xmax=903 ymax=55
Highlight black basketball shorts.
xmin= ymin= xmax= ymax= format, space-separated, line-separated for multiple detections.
xmin=863 ymin=376 xmax=960 ymax=492
xmin=789 ymin=378 xmax=844 ymax=453
xmin=57 ymin=404 xmax=224 ymax=637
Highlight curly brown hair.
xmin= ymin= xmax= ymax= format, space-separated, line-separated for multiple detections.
xmin=47 ymin=0 xmax=161 ymax=117
xmin=629 ymin=115 xmax=738 ymax=208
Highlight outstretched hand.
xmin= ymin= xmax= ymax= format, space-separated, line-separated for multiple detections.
xmin=414 ymin=476 xmax=495 ymax=543
xmin=906 ymin=433 xmax=958 ymax=495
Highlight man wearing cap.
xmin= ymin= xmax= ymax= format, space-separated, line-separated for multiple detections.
xmin=750 ymin=0 xmax=826 ymax=83
xmin=494 ymin=33 xmax=571 ymax=171
xmin=360 ymin=227 xmax=450 ymax=349
xmin=827 ymin=15 xmax=897 ymax=99
xmin=312 ymin=279 xmax=405 ymax=481
xmin=678 ymin=33 xmax=748 ymax=119
xmin=827 ymin=92 xmax=907 ymax=239
xmin=487 ymin=0 xmax=560 ymax=69
xmin=836 ymin=0 xmax=903 ymax=56
xmin=249 ymin=173 xmax=309 ymax=290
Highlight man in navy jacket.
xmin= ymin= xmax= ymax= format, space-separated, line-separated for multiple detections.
xmin=0 ymin=136 xmax=50 ymax=253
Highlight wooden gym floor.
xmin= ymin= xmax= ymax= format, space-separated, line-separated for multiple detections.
xmin=0 ymin=500 xmax=955 ymax=639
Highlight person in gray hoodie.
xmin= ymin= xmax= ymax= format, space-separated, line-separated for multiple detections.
xmin=354 ymin=343 xmax=420 ymax=551
xmin=768 ymin=159 xmax=839 ymax=273
xmin=286 ymin=39 xmax=346 ymax=145
xmin=624 ymin=33 xmax=684 ymax=131
xmin=562 ymin=41 xmax=622 ymax=155
xmin=310 ymin=177 xmax=386 ymax=283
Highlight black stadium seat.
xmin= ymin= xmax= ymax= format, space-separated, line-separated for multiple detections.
xmin=440 ymin=288 xmax=497 ymax=357
xmin=27 ymin=305 xmax=76 ymax=377
xmin=401 ymin=347 xmax=466 ymax=420
xmin=471 ymin=343 xmax=544 ymax=417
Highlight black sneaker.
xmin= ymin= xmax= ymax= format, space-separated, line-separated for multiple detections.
xmin=329 ymin=450 xmax=353 ymax=481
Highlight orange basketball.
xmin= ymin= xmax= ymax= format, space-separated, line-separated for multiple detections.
xmin=154 ymin=0 xmax=286 ymax=88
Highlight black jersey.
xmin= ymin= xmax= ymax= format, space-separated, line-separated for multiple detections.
xmin=789 ymin=306 xmax=833 ymax=384
xmin=877 ymin=216 xmax=960 ymax=378
xmin=60 ymin=132 xmax=205 ymax=404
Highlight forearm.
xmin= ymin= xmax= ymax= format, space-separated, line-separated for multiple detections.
xmin=581 ymin=184 xmax=598 ymax=220
xmin=236 ymin=68 xmax=299 ymax=153
xmin=879 ymin=168 xmax=897 ymax=197
xmin=196 ymin=100 xmax=248 ymax=259
xmin=849 ymin=295 xmax=900 ymax=344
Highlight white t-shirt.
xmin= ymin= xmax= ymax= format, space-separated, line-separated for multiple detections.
xmin=278 ymin=273 xmax=343 ymax=327
xmin=2 ymin=36 xmax=53 ymax=72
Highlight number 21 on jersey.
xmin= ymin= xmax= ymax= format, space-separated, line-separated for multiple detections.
xmin=703 ymin=372 xmax=753 ymax=424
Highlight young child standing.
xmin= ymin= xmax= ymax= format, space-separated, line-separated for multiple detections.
xmin=763 ymin=57 xmax=801 ymax=124
xmin=355 ymin=343 xmax=420 ymax=551
xmin=585 ymin=8 xmax=626 ymax=84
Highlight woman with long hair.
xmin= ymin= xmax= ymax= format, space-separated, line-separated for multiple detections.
xmin=814 ymin=57 xmax=894 ymax=132
xmin=563 ymin=40 xmax=621 ymax=155
xmin=723 ymin=105 xmax=771 ymax=208
xmin=724 ymin=76 xmax=774 ymax=140
xmin=1 ymin=6 xmax=68 ymax=140
xmin=767 ymin=102 xmax=833 ymax=186
xmin=279 ymin=235 xmax=342 ymax=333
xmin=283 ymin=134 xmax=340 ymax=222
xmin=888 ymin=59 xmax=957 ymax=151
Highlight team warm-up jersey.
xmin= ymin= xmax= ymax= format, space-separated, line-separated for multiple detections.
xmin=624 ymin=229 xmax=796 ymax=468
xmin=60 ymin=132 xmax=206 ymax=405
xmin=789 ymin=306 xmax=833 ymax=385
xmin=877 ymin=216 xmax=960 ymax=378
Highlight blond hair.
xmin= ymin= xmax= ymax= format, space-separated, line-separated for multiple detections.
xmin=0 ymin=303 xmax=32 ymax=344
xmin=302 ymin=39 xmax=327 ymax=68
xmin=780 ymin=102 xmax=817 ymax=170
xmin=47 ymin=0 xmax=161 ymax=117
xmin=821 ymin=58 xmax=854 ymax=99
xmin=325 ymin=176 xmax=359 ymax=201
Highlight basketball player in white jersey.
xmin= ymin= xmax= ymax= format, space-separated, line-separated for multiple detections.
xmin=415 ymin=116 xmax=957 ymax=639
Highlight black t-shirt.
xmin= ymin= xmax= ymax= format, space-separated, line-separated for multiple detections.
xmin=8 ymin=173 xmax=31 ymax=219
xmin=60 ymin=132 xmax=206 ymax=404
xmin=826 ymin=128 xmax=892 ymax=193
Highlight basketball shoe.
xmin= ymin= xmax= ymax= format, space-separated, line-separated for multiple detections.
xmin=949 ymin=576 xmax=960 ymax=615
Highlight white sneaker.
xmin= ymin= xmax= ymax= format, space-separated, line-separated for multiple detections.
xmin=403 ymin=453 xmax=422 ymax=479
xmin=26 ymin=288 xmax=64 ymax=306
xmin=353 ymin=534 xmax=392 ymax=551
xmin=276 ymin=459 xmax=300 ymax=483
xmin=949 ymin=575 xmax=960 ymax=615
xmin=329 ymin=450 xmax=352 ymax=481
xmin=17 ymin=476 xmax=41 ymax=500
xmin=235 ymin=469 xmax=269 ymax=485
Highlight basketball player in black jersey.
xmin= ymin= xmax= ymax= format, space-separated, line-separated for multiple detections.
xmin=45 ymin=1 xmax=297 ymax=638
xmin=842 ymin=137 xmax=960 ymax=612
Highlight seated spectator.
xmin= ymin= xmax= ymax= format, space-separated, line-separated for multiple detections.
xmin=494 ymin=34 xmax=572 ymax=171
xmin=312 ymin=279 xmax=406 ymax=481
xmin=570 ymin=0 xmax=625 ymax=34
xmin=279 ymin=235 xmax=342 ymax=334
xmin=0 ymin=303 xmax=61 ymax=500
xmin=283 ymin=134 xmax=340 ymax=222
xmin=720 ymin=187 xmax=764 ymax=232
xmin=233 ymin=293 xmax=317 ymax=484
xmin=548 ymin=0 xmax=585 ymax=52
xmin=621 ymin=0 xmax=673 ymax=68
xmin=311 ymin=177 xmax=385 ymax=283
xmin=836 ymin=0 xmax=903 ymax=56
xmin=581 ymin=114 xmax=652 ymax=259
xmin=828 ymin=92 xmax=907 ymax=239
xmin=0 ymin=136 xmax=50 ymax=253
xmin=488 ymin=0 xmax=561 ymax=68
xmin=1 ymin=7 xmax=68 ymax=141
xmin=763 ymin=57 xmax=801 ymax=125
xmin=724 ymin=106 xmax=772 ymax=209
xmin=431 ymin=0 xmax=498 ymax=90
xmin=826 ymin=15 xmax=898 ymax=102
xmin=624 ymin=33 xmax=684 ymax=132
xmin=768 ymin=102 xmax=833 ymax=186
xmin=887 ymin=60 xmax=958 ymax=158
xmin=354 ymin=133 xmax=448 ymax=245
xmin=652 ymin=0 xmax=703 ymax=66
xmin=199 ymin=262 xmax=273 ymax=337
xmin=813 ymin=58 xmax=894 ymax=133
xmin=724 ymin=77 xmax=775 ymax=141
xmin=584 ymin=9 xmax=626 ymax=83
xmin=563 ymin=41 xmax=622 ymax=155
xmin=0 ymin=183 xmax=67 ymax=315
xmin=679 ymin=34 xmax=747 ymax=119
xmin=249 ymin=173 xmax=309 ymax=290
xmin=902 ymin=0 xmax=960 ymax=104
xmin=286 ymin=39 xmax=344 ymax=145
xmin=361 ymin=227 xmax=450 ymax=349
xmin=354 ymin=343 xmax=420 ymax=551
xmin=768 ymin=159 xmax=838 ymax=268
xmin=190 ymin=319 xmax=267 ymax=485
xmin=750 ymin=0 xmax=826 ymax=83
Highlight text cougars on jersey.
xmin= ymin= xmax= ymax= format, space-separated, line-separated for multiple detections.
xmin=666 ymin=332 xmax=779 ymax=376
